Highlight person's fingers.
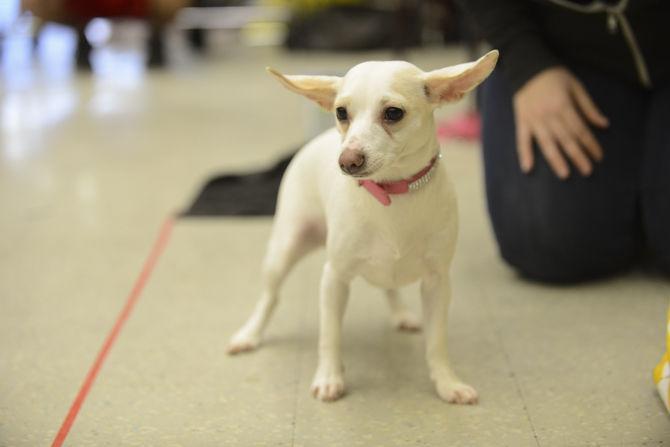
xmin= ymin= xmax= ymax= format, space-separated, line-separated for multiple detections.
xmin=570 ymin=78 xmax=609 ymax=128
xmin=515 ymin=119 xmax=534 ymax=173
xmin=562 ymin=107 xmax=604 ymax=162
xmin=549 ymin=117 xmax=593 ymax=176
xmin=533 ymin=125 xmax=570 ymax=179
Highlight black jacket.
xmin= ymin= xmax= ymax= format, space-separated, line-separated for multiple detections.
xmin=457 ymin=0 xmax=670 ymax=92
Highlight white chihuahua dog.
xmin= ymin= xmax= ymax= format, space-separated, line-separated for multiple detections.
xmin=227 ymin=50 xmax=499 ymax=404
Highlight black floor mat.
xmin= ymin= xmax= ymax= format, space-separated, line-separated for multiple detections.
xmin=181 ymin=152 xmax=296 ymax=217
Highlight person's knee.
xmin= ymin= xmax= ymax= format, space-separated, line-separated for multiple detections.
xmin=642 ymin=194 xmax=670 ymax=279
xmin=654 ymin=258 xmax=670 ymax=277
xmin=495 ymin=224 xmax=640 ymax=284
xmin=648 ymin=247 xmax=670 ymax=278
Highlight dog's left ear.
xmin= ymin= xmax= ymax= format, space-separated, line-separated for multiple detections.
xmin=423 ymin=50 xmax=499 ymax=104
xmin=267 ymin=68 xmax=341 ymax=111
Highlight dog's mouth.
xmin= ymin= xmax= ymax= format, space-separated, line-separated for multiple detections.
xmin=342 ymin=161 xmax=384 ymax=179
xmin=346 ymin=170 xmax=372 ymax=179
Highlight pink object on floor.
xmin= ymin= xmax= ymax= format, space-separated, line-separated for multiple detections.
xmin=437 ymin=111 xmax=481 ymax=142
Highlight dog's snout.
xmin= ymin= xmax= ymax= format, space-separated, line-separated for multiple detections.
xmin=339 ymin=149 xmax=366 ymax=175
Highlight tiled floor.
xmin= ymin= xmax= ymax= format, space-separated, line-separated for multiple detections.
xmin=1 ymin=28 xmax=669 ymax=446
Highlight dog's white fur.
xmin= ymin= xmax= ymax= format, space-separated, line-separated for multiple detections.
xmin=227 ymin=51 xmax=499 ymax=403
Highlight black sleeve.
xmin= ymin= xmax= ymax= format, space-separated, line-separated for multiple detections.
xmin=455 ymin=0 xmax=562 ymax=93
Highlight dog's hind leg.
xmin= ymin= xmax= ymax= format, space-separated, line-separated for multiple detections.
xmin=385 ymin=289 xmax=421 ymax=332
xmin=227 ymin=217 xmax=325 ymax=354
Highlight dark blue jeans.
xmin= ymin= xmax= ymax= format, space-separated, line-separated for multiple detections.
xmin=480 ymin=67 xmax=670 ymax=283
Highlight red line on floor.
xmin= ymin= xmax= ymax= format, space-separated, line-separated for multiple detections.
xmin=51 ymin=218 xmax=174 ymax=447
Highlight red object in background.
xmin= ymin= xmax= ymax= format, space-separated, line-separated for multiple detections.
xmin=437 ymin=110 xmax=482 ymax=142
xmin=65 ymin=0 xmax=149 ymax=20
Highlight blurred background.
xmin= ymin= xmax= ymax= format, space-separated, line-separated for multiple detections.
xmin=0 ymin=0 xmax=486 ymax=239
xmin=1 ymin=0 xmax=481 ymax=142
xmin=3 ymin=0 xmax=474 ymax=71
xmin=0 ymin=0 xmax=482 ymax=207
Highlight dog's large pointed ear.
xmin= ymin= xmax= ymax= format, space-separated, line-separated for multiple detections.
xmin=423 ymin=50 xmax=499 ymax=104
xmin=267 ymin=67 xmax=341 ymax=111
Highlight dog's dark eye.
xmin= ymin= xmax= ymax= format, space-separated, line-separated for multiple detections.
xmin=384 ymin=107 xmax=404 ymax=122
xmin=336 ymin=107 xmax=348 ymax=121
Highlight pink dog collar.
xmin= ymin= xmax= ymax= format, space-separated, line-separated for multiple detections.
xmin=358 ymin=153 xmax=442 ymax=206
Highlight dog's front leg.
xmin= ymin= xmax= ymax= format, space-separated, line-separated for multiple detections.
xmin=311 ymin=262 xmax=349 ymax=402
xmin=421 ymin=273 xmax=478 ymax=404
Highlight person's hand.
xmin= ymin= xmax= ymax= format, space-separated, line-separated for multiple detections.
xmin=513 ymin=67 xmax=609 ymax=179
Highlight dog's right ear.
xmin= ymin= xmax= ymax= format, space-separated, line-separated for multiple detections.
xmin=267 ymin=68 xmax=341 ymax=111
xmin=423 ymin=50 xmax=499 ymax=105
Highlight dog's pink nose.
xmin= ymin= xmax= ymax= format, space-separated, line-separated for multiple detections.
xmin=339 ymin=149 xmax=366 ymax=175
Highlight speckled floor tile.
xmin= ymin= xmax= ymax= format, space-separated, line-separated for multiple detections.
xmin=65 ymin=220 xmax=313 ymax=446
xmin=480 ymin=274 xmax=670 ymax=447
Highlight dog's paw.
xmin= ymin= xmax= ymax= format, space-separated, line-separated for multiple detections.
xmin=435 ymin=379 xmax=478 ymax=404
xmin=226 ymin=332 xmax=260 ymax=355
xmin=311 ymin=371 xmax=345 ymax=402
xmin=391 ymin=311 xmax=422 ymax=332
